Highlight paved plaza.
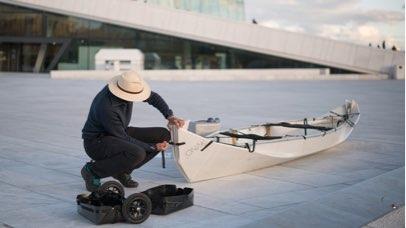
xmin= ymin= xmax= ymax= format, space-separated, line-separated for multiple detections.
xmin=0 ymin=75 xmax=404 ymax=227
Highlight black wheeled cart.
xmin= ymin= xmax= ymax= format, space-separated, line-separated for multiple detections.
xmin=76 ymin=181 xmax=152 ymax=224
xmin=76 ymin=181 xmax=194 ymax=225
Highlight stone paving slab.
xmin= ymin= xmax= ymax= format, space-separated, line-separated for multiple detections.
xmin=249 ymin=165 xmax=355 ymax=187
xmin=237 ymin=184 xmax=349 ymax=209
xmin=363 ymin=206 xmax=405 ymax=228
xmin=0 ymin=77 xmax=403 ymax=227
xmin=244 ymin=167 xmax=405 ymax=228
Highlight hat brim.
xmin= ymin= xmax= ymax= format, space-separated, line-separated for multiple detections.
xmin=108 ymin=75 xmax=151 ymax=102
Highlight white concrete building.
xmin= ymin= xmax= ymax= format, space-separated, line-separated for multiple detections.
xmin=0 ymin=0 xmax=404 ymax=79
xmin=95 ymin=49 xmax=144 ymax=71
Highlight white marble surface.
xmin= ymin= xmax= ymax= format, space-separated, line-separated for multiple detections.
xmin=0 ymin=77 xmax=404 ymax=227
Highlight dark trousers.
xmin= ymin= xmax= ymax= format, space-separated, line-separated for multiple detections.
xmin=83 ymin=127 xmax=171 ymax=178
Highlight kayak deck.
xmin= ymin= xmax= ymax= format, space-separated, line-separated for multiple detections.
xmin=206 ymin=106 xmax=359 ymax=152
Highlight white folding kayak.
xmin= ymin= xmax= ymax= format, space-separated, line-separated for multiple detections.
xmin=170 ymin=100 xmax=360 ymax=183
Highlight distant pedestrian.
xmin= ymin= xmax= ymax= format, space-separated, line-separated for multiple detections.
xmin=382 ymin=40 xmax=386 ymax=49
xmin=392 ymin=45 xmax=397 ymax=51
xmin=368 ymin=43 xmax=372 ymax=47
xmin=252 ymin=18 xmax=257 ymax=24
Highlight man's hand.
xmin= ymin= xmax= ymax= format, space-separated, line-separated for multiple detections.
xmin=167 ymin=116 xmax=185 ymax=128
xmin=155 ymin=141 xmax=169 ymax=151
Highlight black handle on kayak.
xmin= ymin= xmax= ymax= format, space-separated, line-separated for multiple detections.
xmin=168 ymin=141 xmax=186 ymax=146
xmin=160 ymin=141 xmax=186 ymax=169
xmin=161 ymin=151 xmax=166 ymax=169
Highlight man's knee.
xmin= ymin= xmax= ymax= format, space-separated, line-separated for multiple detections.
xmin=160 ymin=128 xmax=171 ymax=141
xmin=124 ymin=149 xmax=146 ymax=164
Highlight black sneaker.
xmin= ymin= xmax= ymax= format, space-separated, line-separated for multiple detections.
xmin=81 ymin=163 xmax=101 ymax=192
xmin=113 ymin=173 xmax=139 ymax=188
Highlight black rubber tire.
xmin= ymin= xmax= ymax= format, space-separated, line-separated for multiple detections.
xmin=122 ymin=193 xmax=152 ymax=224
xmin=99 ymin=180 xmax=125 ymax=197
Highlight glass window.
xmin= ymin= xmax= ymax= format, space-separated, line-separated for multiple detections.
xmin=46 ymin=14 xmax=89 ymax=38
xmin=0 ymin=43 xmax=20 ymax=71
xmin=0 ymin=3 xmax=43 ymax=36
xmin=88 ymin=21 xmax=137 ymax=41
xmin=43 ymin=43 xmax=61 ymax=70
xmin=145 ymin=0 xmax=245 ymax=21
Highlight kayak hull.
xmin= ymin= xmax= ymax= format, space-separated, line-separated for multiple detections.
xmin=171 ymin=100 xmax=360 ymax=183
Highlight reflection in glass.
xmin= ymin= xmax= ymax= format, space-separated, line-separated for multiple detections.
xmin=146 ymin=0 xmax=245 ymax=21
xmin=21 ymin=44 xmax=40 ymax=72
xmin=0 ymin=3 xmax=43 ymax=36
xmin=43 ymin=43 xmax=61 ymax=70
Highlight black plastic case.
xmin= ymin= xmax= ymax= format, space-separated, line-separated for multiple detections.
xmin=77 ymin=199 xmax=123 ymax=225
xmin=142 ymin=185 xmax=194 ymax=215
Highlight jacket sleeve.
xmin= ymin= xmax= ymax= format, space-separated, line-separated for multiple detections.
xmin=98 ymin=108 xmax=156 ymax=152
xmin=144 ymin=91 xmax=174 ymax=118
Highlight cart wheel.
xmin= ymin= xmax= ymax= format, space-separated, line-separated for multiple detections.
xmin=122 ymin=193 xmax=152 ymax=224
xmin=99 ymin=181 xmax=125 ymax=197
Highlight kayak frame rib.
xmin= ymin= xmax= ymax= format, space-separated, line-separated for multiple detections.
xmin=261 ymin=122 xmax=334 ymax=132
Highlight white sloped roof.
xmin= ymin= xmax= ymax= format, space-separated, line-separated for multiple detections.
xmin=3 ymin=0 xmax=404 ymax=74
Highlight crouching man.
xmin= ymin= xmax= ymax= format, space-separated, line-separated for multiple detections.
xmin=81 ymin=71 xmax=184 ymax=191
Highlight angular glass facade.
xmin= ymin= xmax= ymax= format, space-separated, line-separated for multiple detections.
xmin=0 ymin=2 xmax=356 ymax=73
xmin=145 ymin=0 xmax=245 ymax=21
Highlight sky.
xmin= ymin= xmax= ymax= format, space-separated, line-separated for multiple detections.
xmin=244 ymin=0 xmax=405 ymax=50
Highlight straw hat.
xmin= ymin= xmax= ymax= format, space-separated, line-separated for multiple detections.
xmin=108 ymin=71 xmax=151 ymax=102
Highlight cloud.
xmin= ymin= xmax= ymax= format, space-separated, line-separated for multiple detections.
xmin=319 ymin=24 xmax=380 ymax=42
xmin=246 ymin=0 xmax=404 ymax=49
xmin=298 ymin=0 xmax=360 ymax=10
xmin=361 ymin=10 xmax=405 ymax=23
xmin=318 ymin=24 xmax=402 ymax=48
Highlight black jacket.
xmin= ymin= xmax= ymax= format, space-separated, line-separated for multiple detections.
xmin=82 ymin=86 xmax=173 ymax=151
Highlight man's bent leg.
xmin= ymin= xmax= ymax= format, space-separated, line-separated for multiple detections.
xmin=87 ymin=136 xmax=146 ymax=178
xmin=126 ymin=127 xmax=171 ymax=144
xmin=126 ymin=127 xmax=171 ymax=170
xmin=132 ymin=150 xmax=160 ymax=169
